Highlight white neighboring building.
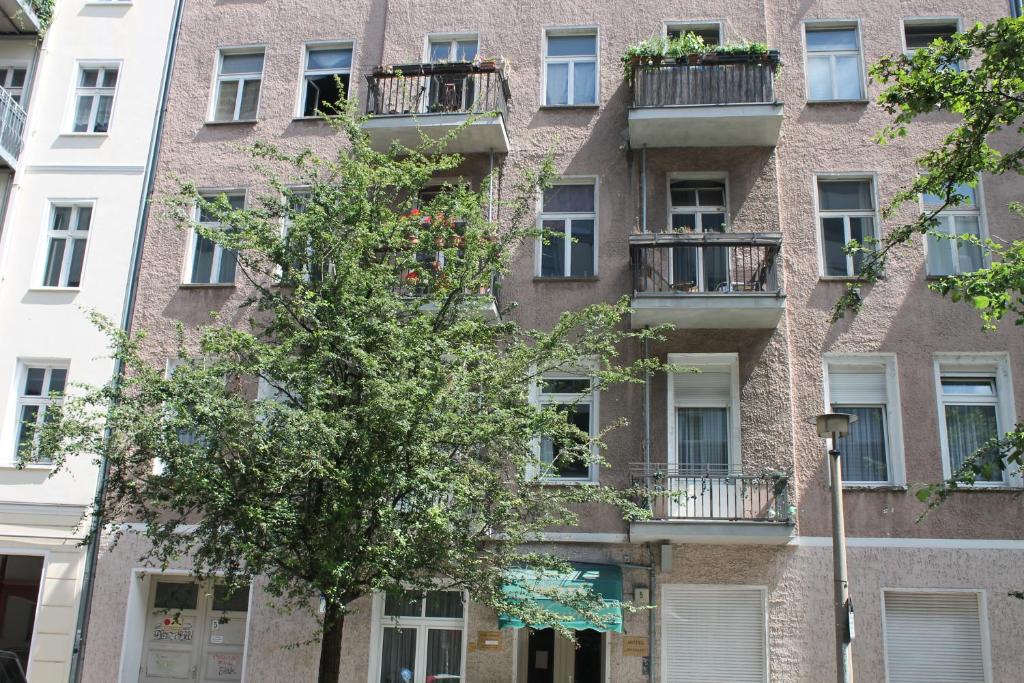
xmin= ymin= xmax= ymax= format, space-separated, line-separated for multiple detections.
xmin=0 ymin=1 xmax=177 ymax=680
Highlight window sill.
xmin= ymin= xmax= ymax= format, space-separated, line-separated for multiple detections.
xmin=818 ymin=276 xmax=867 ymax=283
xmin=27 ymin=286 xmax=81 ymax=293
xmin=805 ymin=99 xmax=869 ymax=105
xmin=59 ymin=132 xmax=109 ymax=138
xmin=843 ymin=484 xmax=908 ymax=492
xmin=533 ymin=276 xmax=599 ymax=283
xmin=540 ymin=478 xmax=598 ymax=486
xmin=0 ymin=462 xmax=53 ymax=471
xmin=204 ymin=119 xmax=258 ymax=126
xmin=539 ymin=105 xmax=600 ymax=111
xmin=178 ymin=282 xmax=236 ymax=289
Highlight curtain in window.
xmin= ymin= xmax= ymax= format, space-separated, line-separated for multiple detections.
xmin=945 ymin=404 xmax=1001 ymax=481
xmin=676 ymin=407 xmax=728 ymax=474
xmin=546 ymin=63 xmax=569 ymax=105
xmin=425 ymin=629 xmax=462 ymax=682
xmin=833 ymin=405 xmax=888 ymax=482
xmin=573 ymin=62 xmax=596 ymax=104
xmin=380 ymin=628 xmax=417 ymax=683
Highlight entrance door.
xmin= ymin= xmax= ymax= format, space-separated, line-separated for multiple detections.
xmin=140 ymin=579 xmax=249 ymax=682
xmin=524 ymin=629 xmax=603 ymax=683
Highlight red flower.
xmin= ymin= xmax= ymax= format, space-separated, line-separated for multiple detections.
xmin=405 ymin=270 xmax=420 ymax=281
xmin=410 ymin=208 xmax=420 ymax=216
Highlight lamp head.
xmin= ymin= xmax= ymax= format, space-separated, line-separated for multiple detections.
xmin=809 ymin=412 xmax=858 ymax=439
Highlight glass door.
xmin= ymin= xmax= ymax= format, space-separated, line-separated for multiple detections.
xmin=669 ymin=179 xmax=729 ymax=292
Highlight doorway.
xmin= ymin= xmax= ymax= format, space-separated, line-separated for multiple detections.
xmin=523 ymin=628 xmax=604 ymax=683
xmin=0 ymin=554 xmax=44 ymax=675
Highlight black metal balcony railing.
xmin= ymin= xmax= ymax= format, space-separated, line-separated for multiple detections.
xmin=0 ymin=84 xmax=26 ymax=165
xmin=631 ymin=55 xmax=780 ymax=108
xmin=630 ymin=232 xmax=781 ymax=296
xmin=631 ymin=463 xmax=791 ymax=522
xmin=366 ymin=63 xmax=510 ymax=122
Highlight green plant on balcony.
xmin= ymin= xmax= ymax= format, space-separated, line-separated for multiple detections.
xmin=665 ymin=32 xmax=707 ymax=60
xmin=622 ymin=33 xmax=778 ymax=85
xmin=620 ymin=36 xmax=667 ymax=82
xmin=31 ymin=0 xmax=53 ymax=32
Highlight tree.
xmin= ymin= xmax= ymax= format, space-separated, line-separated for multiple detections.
xmin=30 ymin=99 xmax=662 ymax=682
xmin=829 ymin=18 xmax=1024 ymax=504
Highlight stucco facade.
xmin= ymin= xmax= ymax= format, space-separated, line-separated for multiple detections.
xmin=77 ymin=0 xmax=1024 ymax=682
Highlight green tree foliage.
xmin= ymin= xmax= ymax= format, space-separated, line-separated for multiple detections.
xmin=29 ymin=100 xmax=662 ymax=682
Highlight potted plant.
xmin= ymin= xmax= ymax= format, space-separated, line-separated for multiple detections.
xmin=620 ymin=36 xmax=667 ymax=84
xmin=666 ymin=32 xmax=707 ymax=64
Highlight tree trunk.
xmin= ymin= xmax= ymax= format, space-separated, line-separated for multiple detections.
xmin=318 ymin=600 xmax=346 ymax=683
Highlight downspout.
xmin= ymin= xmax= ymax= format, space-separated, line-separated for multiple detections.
xmin=68 ymin=0 xmax=185 ymax=680
xmin=643 ymin=333 xmax=654 ymax=683
xmin=488 ymin=150 xmax=494 ymax=221
xmin=640 ymin=146 xmax=647 ymax=233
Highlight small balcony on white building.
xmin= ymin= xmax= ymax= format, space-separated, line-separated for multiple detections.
xmin=0 ymin=86 xmax=27 ymax=167
xmin=627 ymin=52 xmax=783 ymax=148
xmin=629 ymin=231 xmax=785 ymax=329
xmin=0 ymin=0 xmax=40 ymax=35
xmin=362 ymin=62 xmax=510 ymax=154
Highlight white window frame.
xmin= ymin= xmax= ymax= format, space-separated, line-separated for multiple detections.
xmin=366 ymin=589 xmax=469 ymax=683
xmin=803 ymin=20 xmax=866 ymax=102
xmin=823 ymin=353 xmax=906 ymax=486
xmin=39 ymin=201 xmax=94 ymax=289
xmin=666 ymin=172 xmax=730 ymax=231
xmin=535 ymin=176 xmax=599 ymax=278
xmin=666 ymin=353 xmax=741 ymax=473
xmin=0 ymin=63 xmax=29 ymax=104
xmin=933 ymin=353 xmax=1019 ymax=487
xmin=542 ymin=26 xmax=599 ymax=107
xmin=68 ymin=60 xmax=121 ymax=134
xmin=902 ymin=17 xmax=962 ymax=55
xmin=880 ymin=588 xmax=993 ymax=683
xmin=423 ymin=32 xmax=480 ymax=62
xmin=813 ymin=173 xmax=880 ymax=278
xmin=11 ymin=361 xmax=68 ymax=464
xmin=296 ymin=40 xmax=354 ymax=118
xmin=662 ymin=20 xmax=724 ymax=45
xmin=920 ymin=179 xmax=988 ymax=277
xmin=530 ymin=361 xmax=600 ymax=484
xmin=183 ymin=190 xmax=244 ymax=285
xmin=209 ymin=46 xmax=266 ymax=123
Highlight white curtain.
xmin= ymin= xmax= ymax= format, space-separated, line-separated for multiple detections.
xmin=834 ymin=405 xmax=887 ymax=482
xmin=945 ymin=404 xmax=1001 ymax=481
xmin=677 ymin=407 xmax=728 ymax=474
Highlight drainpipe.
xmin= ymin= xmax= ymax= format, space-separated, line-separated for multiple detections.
xmin=488 ymin=150 xmax=494 ymax=222
xmin=68 ymin=1 xmax=185 ymax=680
xmin=648 ymin=543 xmax=656 ymax=683
xmin=640 ymin=146 xmax=647 ymax=233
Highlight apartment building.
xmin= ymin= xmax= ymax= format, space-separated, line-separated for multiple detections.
xmin=0 ymin=1 xmax=178 ymax=681
xmin=75 ymin=1 xmax=1024 ymax=682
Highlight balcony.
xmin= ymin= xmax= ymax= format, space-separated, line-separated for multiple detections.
xmin=629 ymin=464 xmax=794 ymax=545
xmin=628 ymin=53 xmax=782 ymax=148
xmin=629 ymin=232 xmax=784 ymax=329
xmin=363 ymin=63 xmax=510 ymax=154
xmin=0 ymin=85 xmax=26 ymax=167
xmin=0 ymin=0 xmax=40 ymax=34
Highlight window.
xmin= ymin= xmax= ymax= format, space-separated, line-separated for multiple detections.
xmin=41 ymin=204 xmax=92 ymax=288
xmin=538 ymin=180 xmax=596 ymax=278
xmin=805 ymin=25 xmax=863 ymax=101
xmin=904 ymin=19 xmax=958 ymax=51
xmin=883 ymin=591 xmax=989 ymax=683
xmin=923 ymin=183 xmax=984 ymax=276
xmin=544 ymin=30 xmax=597 ymax=106
xmin=212 ymin=50 xmax=264 ymax=122
xmin=669 ymin=178 xmax=729 ymax=292
xmin=825 ymin=355 xmax=904 ymax=485
xmin=187 ymin=193 xmax=243 ymax=284
xmin=662 ymin=585 xmax=767 ymax=683
xmin=817 ymin=177 xmax=876 ymax=277
xmin=73 ymin=64 xmax=118 ymax=132
xmin=535 ymin=370 xmax=597 ymax=482
xmin=425 ymin=35 xmax=480 ymax=113
xmin=0 ymin=66 xmax=27 ymax=104
xmin=301 ymin=44 xmax=352 ymax=117
xmin=668 ymin=354 xmax=739 ymax=476
xmin=666 ymin=22 xmax=722 ymax=46
xmin=14 ymin=364 xmax=67 ymax=462
xmin=0 ymin=555 xmax=44 ymax=673
xmin=427 ymin=35 xmax=478 ymax=63
xmin=376 ymin=590 xmax=465 ymax=683
xmin=935 ymin=355 xmax=1016 ymax=485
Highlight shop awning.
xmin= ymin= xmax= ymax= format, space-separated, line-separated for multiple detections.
xmin=497 ymin=562 xmax=624 ymax=633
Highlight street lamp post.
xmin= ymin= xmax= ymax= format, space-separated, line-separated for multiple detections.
xmin=811 ymin=413 xmax=858 ymax=683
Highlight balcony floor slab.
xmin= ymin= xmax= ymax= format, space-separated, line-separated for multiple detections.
xmin=628 ymin=103 xmax=783 ymax=148
xmin=630 ymin=292 xmax=785 ymax=329
xmin=629 ymin=519 xmax=795 ymax=545
xmin=362 ymin=113 xmax=509 ymax=154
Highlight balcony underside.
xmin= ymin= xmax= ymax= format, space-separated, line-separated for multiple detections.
xmin=0 ymin=0 xmax=39 ymax=34
xmin=629 ymin=519 xmax=795 ymax=545
xmin=630 ymin=292 xmax=785 ymax=329
xmin=361 ymin=113 xmax=509 ymax=154
xmin=419 ymin=295 xmax=499 ymax=321
xmin=628 ymin=103 xmax=783 ymax=148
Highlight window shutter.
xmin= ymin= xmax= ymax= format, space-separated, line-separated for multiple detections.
xmin=884 ymin=592 xmax=986 ymax=683
xmin=662 ymin=585 xmax=767 ymax=683
xmin=673 ymin=370 xmax=731 ymax=404
xmin=829 ymin=367 xmax=886 ymax=404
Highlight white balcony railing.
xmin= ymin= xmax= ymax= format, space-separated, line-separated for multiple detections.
xmin=0 ymin=85 xmax=26 ymax=167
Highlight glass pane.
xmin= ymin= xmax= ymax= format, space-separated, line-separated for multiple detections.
xmin=545 ymin=62 xmax=569 ymax=105
xmin=572 ymin=61 xmax=596 ymax=104
xmin=927 ymin=217 xmax=955 ymax=276
xmin=48 ymin=369 xmax=67 ymax=394
xmin=304 ymin=74 xmax=345 ymax=116
xmin=701 ymin=213 xmax=726 ymax=232
xmin=153 ymin=582 xmax=199 ymax=610
xmin=569 ymin=219 xmax=595 ymax=277
xmin=384 ymin=592 xmax=423 ymax=617
xmin=807 ymin=55 xmax=832 ymax=100
xmin=672 ymin=246 xmax=698 ymax=289
xmin=73 ymin=95 xmax=93 ymax=132
xmin=24 ymin=368 xmax=45 ymax=396
xmin=239 ymin=80 xmax=261 ymax=119
xmin=101 ymin=68 xmax=118 ymax=88
xmin=52 ymin=206 xmax=72 ymax=230
xmin=821 ymin=217 xmax=848 ymax=276
xmin=217 ymin=248 xmax=238 ymax=284
xmin=677 ymin=407 xmax=729 ymax=473
xmin=541 ymin=378 xmax=590 ymax=394
xmin=43 ymin=238 xmax=66 ymax=286
xmin=16 ymin=405 xmax=39 ymax=452
xmin=80 ymin=68 xmax=99 ymax=87
xmin=425 ymin=591 xmax=463 ymax=618
xmin=955 ymin=215 xmax=983 ymax=272
xmin=67 ymin=238 xmax=87 ymax=287
xmin=10 ymin=68 xmax=25 ymax=88
xmin=671 ymin=213 xmax=697 ymax=231
xmin=849 ymin=216 xmax=873 ymax=274
xmin=429 ymin=42 xmax=451 ymax=62
xmin=190 ymin=235 xmax=215 ymax=283
xmin=834 ymin=55 xmax=863 ymax=99
xmin=221 ymin=53 xmax=264 ymax=76
xmin=426 ymin=629 xmax=462 ymax=682
xmin=922 ymin=183 xmax=976 ymax=208
xmin=199 ymin=194 xmax=243 ymax=222
xmin=703 ymin=246 xmax=729 ymax=292
xmin=941 ymin=378 xmax=996 ymax=396
xmin=547 ymin=34 xmax=596 ymax=57
xmin=697 ymin=188 xmax=725 ymax=207
xmin=905 ymin=23 xmax=957 ymax=49
xmin=833 ymin=405 xmax=888 ymax=481
xmin=543 ymin=185 xmax=594 ymax=213
xmin=818 ymin=180 xmax=873 ymax=211
xmin=76 ymin=207 xmax=93 ymax=231
xmin=307 ymin=47 xmax=352 ymax=70
xmin=542 ymin=403 xmax=591 ymax=478
xmin=380 ymin=628 xmax=417 ymax=683
xmin=670 ymin=187 xmax=698 ymax=207
xmin=455 ymin=40 xmax=478 ymax=62
xmin=214 ymin=80 xmax=239 ymax=121
xmin=806 ymin=28 xmax=858 ymax=51
xmin=212 ymin=585 xmax=250 ymax=612
xmin=944 ymin=404 xmax=1001 ymax=480
xmin=540 ymin=219 xmax=565 ymax=277
xmin=93 ymin=95 xmax=113 ymax=132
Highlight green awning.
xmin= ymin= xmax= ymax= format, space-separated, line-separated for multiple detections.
xmin=497 ymin=562 xmax=623 ymax=633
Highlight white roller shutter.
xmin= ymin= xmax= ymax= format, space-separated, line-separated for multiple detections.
xmin=673 ymin=370 xmax=731 ymax=404
xmin=662 ymin=584 xmax=767 ymax=683
xmin=884 ymin=591 xmax=987 ymax=683
xmin=829 ymin=366 xmax=887 ymax=404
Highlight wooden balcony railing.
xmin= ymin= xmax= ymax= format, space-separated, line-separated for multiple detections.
xmin=630 ymin=463 xmax=791 ymax=522
xmin=631 ymin=53 xmax=780 ymax=108
xmin=366 ymin=63 xmax=510 ymax=122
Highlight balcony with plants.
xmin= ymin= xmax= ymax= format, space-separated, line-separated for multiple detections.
xmin=623 ymin=33 xmax=783 ymax=148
